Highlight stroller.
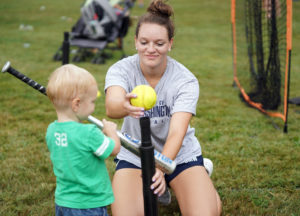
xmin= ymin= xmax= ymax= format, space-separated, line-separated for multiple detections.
xmin=53 ymin=0 xmax=135 ymax=64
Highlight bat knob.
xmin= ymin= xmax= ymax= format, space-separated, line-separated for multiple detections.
xmin=1 ymin=61 xmax=11 ymax=73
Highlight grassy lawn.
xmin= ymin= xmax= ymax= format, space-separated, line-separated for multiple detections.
xmin=0 ymin=0 xmax=299 ymax=215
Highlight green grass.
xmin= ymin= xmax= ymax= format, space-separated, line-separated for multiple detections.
xmin=0 ymin=0 xmax=300 ymax=215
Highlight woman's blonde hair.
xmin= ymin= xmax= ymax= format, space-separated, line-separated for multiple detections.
xmin=47 ymin=64 xmax=97 ymax=108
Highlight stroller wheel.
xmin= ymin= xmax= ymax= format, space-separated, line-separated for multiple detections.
xmin=72 ymin=55 xmax=83 ymax=62
xmin=101 ymin=52 xmax=112 ymax=59
xmin=91 ymin=57 xmax=105 ymax=64
xmin=53 ymin=52 xmax=62 ymax=61
xmin=120 ymin=54 xmax=127 ymax=60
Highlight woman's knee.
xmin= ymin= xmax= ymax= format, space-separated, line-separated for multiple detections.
xmin=111 ymin=169 xmax=144 ymax=216
xmin=170 ymin=167 xmax=221 ymax=215
xmin=216 ymin=191 xmax=222 ymax=215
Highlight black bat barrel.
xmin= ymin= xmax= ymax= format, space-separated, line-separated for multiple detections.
xmin=140 ymin=117 xmax=158 ymax=216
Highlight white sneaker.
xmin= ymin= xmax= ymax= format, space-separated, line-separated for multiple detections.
xmin=203 ymin=158 xmax=213 ymax=177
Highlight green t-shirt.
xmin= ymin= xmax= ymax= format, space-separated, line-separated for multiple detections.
xmin=46 ymin=121 xmax=115 ymax=209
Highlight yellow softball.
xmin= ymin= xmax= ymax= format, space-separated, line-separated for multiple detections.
xmin=130 ymin=85 xmax=157 ymax=110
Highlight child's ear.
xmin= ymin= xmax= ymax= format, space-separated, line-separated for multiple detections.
xmin=71 ymin=97 xmax=80 ymax=112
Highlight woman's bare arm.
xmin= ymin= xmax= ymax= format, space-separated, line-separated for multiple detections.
xmin=161 ymin=112 xmax=192 ymax=160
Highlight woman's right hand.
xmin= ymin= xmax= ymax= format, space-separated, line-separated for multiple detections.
xmin=124 ymin=92 xmax=145 ymax=119
xmin=105 ymin=86 xmax=145 ymax=119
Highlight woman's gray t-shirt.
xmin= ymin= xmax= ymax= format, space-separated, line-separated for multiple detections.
xmin=105 ymin=54 xmax=202 ymax=167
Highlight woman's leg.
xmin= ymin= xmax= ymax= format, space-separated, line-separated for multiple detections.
xmin=111 ymin=168 xmax=145 ymax=216
xmin=170 ymin=166 xmax=222 ymax=216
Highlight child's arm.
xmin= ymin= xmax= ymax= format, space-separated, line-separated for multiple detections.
xmin=102 ymin=119 xmax=121 ymax=156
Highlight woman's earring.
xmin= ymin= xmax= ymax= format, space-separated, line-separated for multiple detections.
xmin=168 ymin=48 xmax=171 ymax=52
xmin=135 ymin=47 xmax=138 ymax=50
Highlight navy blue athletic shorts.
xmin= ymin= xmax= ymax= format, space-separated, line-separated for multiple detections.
xmin=114 ymin=155 xmax=204 ymax=186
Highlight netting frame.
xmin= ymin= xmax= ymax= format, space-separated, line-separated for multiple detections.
xmin=231 ymin=0 xmax=292 ymax=133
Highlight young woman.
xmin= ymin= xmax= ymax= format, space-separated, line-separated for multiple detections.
xmin=105 ymin=0 xmax=222 ymax=215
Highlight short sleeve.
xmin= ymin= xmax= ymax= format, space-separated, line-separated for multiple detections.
xmin=88 ymin=125 xmax=115 ymax=160
xmin=105 ymin=62 xmax=130 ymax=93
xmin=171 ymin=78 xmax=199 ymax=115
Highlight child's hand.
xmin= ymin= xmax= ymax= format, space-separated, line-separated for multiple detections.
xmin=102 ymin=119 xmax=117 ymax=136
xmin=102 ymin=119 xmax=121 ymax=155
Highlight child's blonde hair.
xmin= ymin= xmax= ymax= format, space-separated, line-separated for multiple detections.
xmin=47 ymin=64 xmax=97 ymax=108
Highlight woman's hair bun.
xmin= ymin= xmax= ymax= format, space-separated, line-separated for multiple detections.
xmin=135 ymin=0 xmax=175 ymax=40
xmin=147 ymin=0 xmax=173 ymax=18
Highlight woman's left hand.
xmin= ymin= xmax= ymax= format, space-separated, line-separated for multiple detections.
xmin=150 ymin=168 xmax=166 ymax=196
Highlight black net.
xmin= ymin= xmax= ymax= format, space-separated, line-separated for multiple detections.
xmin=235 ymin=0 xmax=287 ymax=111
